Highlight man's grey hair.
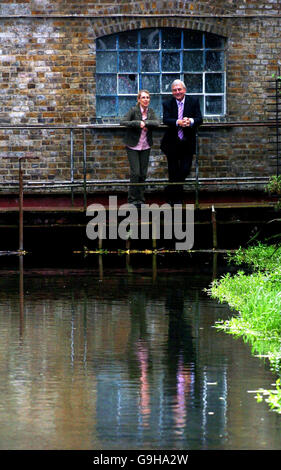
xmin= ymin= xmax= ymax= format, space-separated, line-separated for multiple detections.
xmin=171 ymin=79 xmax=187 ymax=90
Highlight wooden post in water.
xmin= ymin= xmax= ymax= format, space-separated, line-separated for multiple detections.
xmin=211 ymin=205 xmax=217 ymax=250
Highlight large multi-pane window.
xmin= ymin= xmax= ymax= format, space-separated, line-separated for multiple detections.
xmin=96 ymin=28 xmax=226 ymax=118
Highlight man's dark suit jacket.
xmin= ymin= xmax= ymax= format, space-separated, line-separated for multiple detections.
xmin=160 ymin=96 xmax=203 ymax=156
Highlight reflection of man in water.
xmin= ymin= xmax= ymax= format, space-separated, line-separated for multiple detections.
xmin=166 ymin=287 xmax=195 ymax=364
xmin=166 ymin=287 xmax=196 ymax=431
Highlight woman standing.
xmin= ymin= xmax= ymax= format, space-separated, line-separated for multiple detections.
xmin=121 ymin=90 xmax=160 ymax=206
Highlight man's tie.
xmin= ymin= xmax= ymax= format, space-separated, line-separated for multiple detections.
xmin=178 ymin=101 xmax=184 ymax=140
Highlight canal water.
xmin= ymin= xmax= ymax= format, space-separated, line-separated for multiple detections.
xmin=0 ymin=252 xmax=280 ymax=451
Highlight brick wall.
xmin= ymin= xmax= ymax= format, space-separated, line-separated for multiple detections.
xmin=0 ymin=1 xmax=280 ymax=190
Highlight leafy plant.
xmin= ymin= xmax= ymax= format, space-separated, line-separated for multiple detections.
xmin=208 ymin=243 xmax=281 ymax=413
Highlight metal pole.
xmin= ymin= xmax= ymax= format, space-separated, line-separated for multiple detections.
xmin=83 ymin=128 xmax=87 ymax=210
xmin=211 ymin=205 xmax=217 ymax=249
xmin=19 ymin=254 xmax=24 ymax=337
xmin=19 ymin=158 xmax=24 ymax=252
xmin=17 ymin=154 xmax=39 ymax=253
xmin=276 ymin=75 xmax=280 ymax=176
xmin=70 ymin=128 xmax=74 ymax=206
xmin=195 ymin=133 xmax=199 ymax=209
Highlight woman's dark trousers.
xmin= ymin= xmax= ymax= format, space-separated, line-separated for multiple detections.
xmin=126 ymin=148 xmax=150 ymax=204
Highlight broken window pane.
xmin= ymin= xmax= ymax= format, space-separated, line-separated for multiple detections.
xmin=118 ymin=74 xmax=138 ymax=94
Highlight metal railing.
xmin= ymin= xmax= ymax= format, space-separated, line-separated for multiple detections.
xmin=0 ymin=120 xmax=279 ymax=209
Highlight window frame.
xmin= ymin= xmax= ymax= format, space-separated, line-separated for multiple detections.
xmin=96 ymin=28 xmax=226 ymax=118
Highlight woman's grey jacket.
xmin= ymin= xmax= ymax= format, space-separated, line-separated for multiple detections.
xmin=121 ymin=105 xmax=160 ymax=148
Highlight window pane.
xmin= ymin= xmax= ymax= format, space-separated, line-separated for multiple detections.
xmin=162 ymin=74 xmax=180 ymax=93
xmin=119 ymin=30 xmax=138 ymax=49
xmin=141 ymin=52 xmax=160 ymax=72
xmin=119 ymin=52 xmax=138 ymax=72
xmin=184 ymin=30 xmax=203 ymax=49
xmin=141 ymin=29 xmax=160 ymax=49
xmin=96 ymin=52 xmax=117 ymax=73
xmin=149 ymin=95 xmax=161 ymax=116
xmin=183 ymin=51 xmax=203 ymax=72
xmin=118 ymin=74 xmax=138 ymax=94
xmin=96 ymin=35 xmax=117 ymax=50
xmin=119 ymin=96 xmax=137 ymax=116
xmin=96 ymin=74 xmax=117 ymax=95
xmin=205 ymin=33 xmax=225 ymax=49
xmin=206 ymin=95 xmax=223 ymax=114
xmin=205 ymin=51 xmax=224 ymax=71
xmin=141 ymin=74 xmax=160 ymax=93
xmin=184 ymin=73 xmax=203 ymax=93
xmin=96 ymin=97 xmax=116 ymax=117
xmin=162 ymin=52 xmax=180 ymax=71
xmin=161 ymin=28 xmax=181 ymax=49
xmin=205 ymin=73 xmax=224 ymax=93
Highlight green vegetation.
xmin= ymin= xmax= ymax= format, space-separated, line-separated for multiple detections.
xmin=266 ymin=175 xmax=281 ymax=211
xmin=207 ymin=243 xmax=281 ymax=413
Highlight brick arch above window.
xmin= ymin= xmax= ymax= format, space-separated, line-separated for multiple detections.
xmin=92 ymin=16 xmax=230 ymax=43
xmin=95 ymin=27 xmax=226 ymax=120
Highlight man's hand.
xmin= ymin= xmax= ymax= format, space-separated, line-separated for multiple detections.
xmin=178 ymin=117 xmax=191 ymax=127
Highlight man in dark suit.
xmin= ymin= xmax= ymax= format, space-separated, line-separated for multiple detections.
xmin=161 ymin=80 xmax=203 ymax=203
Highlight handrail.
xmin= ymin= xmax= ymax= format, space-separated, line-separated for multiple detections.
xmin=0 ymin=120 xmax=279 ymax=209
xmin=0 ymin=120 xmax=279 ymax=130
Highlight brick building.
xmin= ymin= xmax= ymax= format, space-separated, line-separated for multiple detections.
xmin=0 ymin=0 xmax=280 ymax=194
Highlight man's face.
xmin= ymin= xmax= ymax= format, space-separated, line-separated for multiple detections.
xmin=172 ymin=84 xmax=186 ymax=101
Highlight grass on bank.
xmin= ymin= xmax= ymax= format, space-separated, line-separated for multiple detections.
xmin=207 ymin=243 xmax=281 ymax=414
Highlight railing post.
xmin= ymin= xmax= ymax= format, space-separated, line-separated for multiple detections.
xmin=18 ymin=158 xmax=24 ymax=252
xmin=195 ymin=132 xmax=199 ymax=209
xmin=18 ymin=155 xmax=39 ymax=253
xmin=83 ymin=128 xmax=87 ymax=211
xmin=211 ymin=204 xmax=218 ymax=250
xmin=70 ymin=128 xmax=74 ymax=206
xmin=276 ymin=75 xmax=280 ymax=176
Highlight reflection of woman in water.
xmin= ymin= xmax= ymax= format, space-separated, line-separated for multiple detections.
xmin=121 ymin=90 xmax=160 ymax=207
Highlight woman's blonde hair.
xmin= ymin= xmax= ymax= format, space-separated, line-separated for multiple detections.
xmin=137 ymin=89 xmax=150 ymax=104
